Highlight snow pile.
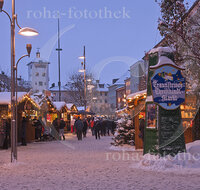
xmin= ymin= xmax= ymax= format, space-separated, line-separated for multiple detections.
xmin=110 ymin=145 xmax=135 ymax=152
xmin=134 ymin=141 xmax=200 ymax=173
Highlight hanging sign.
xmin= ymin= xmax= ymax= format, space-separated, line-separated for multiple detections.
xmin=151 ymin=65 xmax=185 ymax=110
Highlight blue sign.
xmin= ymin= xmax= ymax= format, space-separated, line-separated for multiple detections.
xmin=151 ymin=65 xmax=185 ymax=110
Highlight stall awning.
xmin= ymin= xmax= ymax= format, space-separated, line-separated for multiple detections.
xmin=127 ymin=90 xmax=147 ymax=100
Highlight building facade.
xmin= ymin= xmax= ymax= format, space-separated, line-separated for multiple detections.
xmin=90 ymin=81 xmax=111 ymax=116
xmin=130 ymin=60 xmax=147 ymax=93
xmin=49 ymin=84 xmax=75 ymax=103
xmin=116 ymin=86 xmax=126 ymax=110
xmin=27 ymin=51 xmax=50 ymax=93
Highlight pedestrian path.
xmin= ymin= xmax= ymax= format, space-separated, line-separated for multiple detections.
xmin=0 ymin=131 xmax=199 ymax=190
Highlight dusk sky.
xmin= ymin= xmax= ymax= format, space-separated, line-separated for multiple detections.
xmin=0 ymin=0 xmax=196 ymax=86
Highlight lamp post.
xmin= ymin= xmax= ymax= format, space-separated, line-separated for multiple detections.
xmin=56 ymin=18 xmax=62 ymax=102
xmin=79 ymin=46 xmax=86 ymax=111
xmin=0 ymin=0 xmax=38 ymax=162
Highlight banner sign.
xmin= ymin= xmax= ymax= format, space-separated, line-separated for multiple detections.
xmin=151 ymin=65 xmax=185 ymax=110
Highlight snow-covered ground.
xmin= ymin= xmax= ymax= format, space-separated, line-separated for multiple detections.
xmin=0 ymin=132 xmax=200 ymax=190
xmin=133 ymin=141 xmax=200 ymax=175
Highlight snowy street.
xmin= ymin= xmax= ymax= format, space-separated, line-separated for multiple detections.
xmin=0 ymin=132 xmax=200 ymax=190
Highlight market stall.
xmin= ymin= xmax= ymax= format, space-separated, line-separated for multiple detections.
xmin=127 ymin=90 xmax=147 ymax=149
xmin=0 ymin=92 xmax=40 ymax=145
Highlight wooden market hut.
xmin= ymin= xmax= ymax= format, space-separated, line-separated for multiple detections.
xmin=127 ymin=90 xmax=147 ymax=150
xmin=53 ymin=101 xmax=71 ymax=131
xmin=0 ymin=92 xmax=40 ymax=143
xmin=53 ymin=101 xmax=69 ymax=121
xmin=127 ymin=90 xmax=199 ymax=149
xmin=38 ymin=96 xmax=57 ymax=124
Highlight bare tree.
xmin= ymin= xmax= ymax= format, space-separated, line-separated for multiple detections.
xmin=156 ymin=0 xmax=200 ymax=94
xmin=65 ymin=72 xmax=95 ymax=107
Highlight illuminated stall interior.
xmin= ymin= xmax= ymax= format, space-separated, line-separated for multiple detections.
xmin=127 ymin=90 xmax=147 ymax=149
xmin=180 ymin=94 xmax=198 ymax=143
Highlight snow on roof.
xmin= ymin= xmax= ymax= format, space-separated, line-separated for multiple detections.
xmin=114 ymin=70 xmax=130 ymax=85
xmin=31 ymin=93 xmax=45 ymax=106
xmin=27 ymin=58 xmax=49 ymax=66
xmin=49 ymin=86 xmax=68 ymax=92
xmin=77 ymin=106 xmax=85 ymax=111
xmin=96 ymin=83 xmax=109 ymax=92
xmin=146 ymin=95 xmax=153 ymax=102
xmin=66 ymin=103 xmax=74 ymax=110
xmin=53 ymin=101 xmax=67 ymax=111
xmin=115 ymin=106 xmax=128 ymax=113
xmin=149 ymin=47 xmax=175 ymax=54
xmin=0 ymin=92 xmax=27 ymax=105
xmin=150 ymin=56 xmax=184 ymax=70
xmin=127 ymin=90 xmax=147 ymax=100
xmin=116 ymin=85 xmax=125 ymax=90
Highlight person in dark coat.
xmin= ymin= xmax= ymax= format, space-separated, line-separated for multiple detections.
xmin=33 ymin=117 xmax=42 ymax=141
xmin=101 ymin=119 xmax=107 ymax=136
xmin=21 ymin=117 xmax=27 ymax=146
xmin=82 ymin=119 xmax=88 ymax=137
xmin=59 ymin=118 xmax=66 ymax=140
xmin=74 ymin=117 xmax=84 ymax=140
xmin=3 ymin=118 xmax=10 ymax=149
xmin=94 ymin=119 xmax=101 ymax=140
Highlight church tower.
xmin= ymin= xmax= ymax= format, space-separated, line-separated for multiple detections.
xmin=27 ymin=49 xmax=50 ymax=93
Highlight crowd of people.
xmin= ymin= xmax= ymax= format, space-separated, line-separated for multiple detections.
xmin=73 ymin=117 xmax=117 ymax=141
xmin=0 ymin=115 xmax=117 ymax=149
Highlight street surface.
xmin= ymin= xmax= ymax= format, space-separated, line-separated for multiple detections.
xmin=0 ymin=132 xmax=200 ymax=190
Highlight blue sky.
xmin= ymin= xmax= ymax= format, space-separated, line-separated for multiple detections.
xmin=0 ymin=0 xmax=196 ymax=86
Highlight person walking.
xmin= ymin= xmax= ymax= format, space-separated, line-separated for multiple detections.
xmin=59 ymin=118 xmax=66 ymax=140
xmin=94 ymin=119 xmax=101 ymax=140
xmin=71 ymin=117 xmax=75 ymax=133
xmin=82 ymin=118 xmax=88 ymax=138
xmin=74 ymin=117 xmax=84 ymax=140
xmin=90 ymin=117 xmax=95 ymax=136
xmin=21 ymin=117 xmax=27 ymax=146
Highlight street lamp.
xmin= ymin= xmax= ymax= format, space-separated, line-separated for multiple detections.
xmin=0 ymin=0 xmax=38 ymax=162
xmin=15 ymin=44 xmax=32 ymax=138
xmin=18 ymin=27 xmax=39 ymax=36
xmin=78 ymin=46 xmax=86 ymax=111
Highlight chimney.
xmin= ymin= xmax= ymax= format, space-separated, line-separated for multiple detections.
xmin=51 ymin=83 xmax=55 ymax=88
xmin=112 ymin=78 xmax=119 ymax=84
xmin=36 ymin=49 xmax=40 ymax=58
